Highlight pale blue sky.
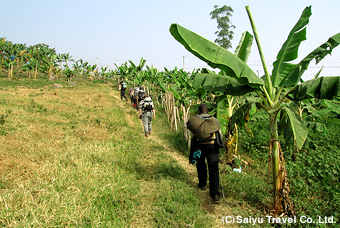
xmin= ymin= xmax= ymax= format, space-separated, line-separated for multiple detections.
xmin=1 ymin=0 xmax=339 ymax=80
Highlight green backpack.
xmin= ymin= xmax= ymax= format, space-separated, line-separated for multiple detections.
xmin=187 ymin=115 xmax=220 ymax=142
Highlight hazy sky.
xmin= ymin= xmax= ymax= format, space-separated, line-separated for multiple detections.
xmin=1 ymin=0 xmax=339 ymax=80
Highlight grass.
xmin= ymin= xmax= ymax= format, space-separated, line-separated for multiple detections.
xmin=0 ymin=78 xmax=217 ymax=227
xmin=2 ymin=75 xmax=337 ymax=227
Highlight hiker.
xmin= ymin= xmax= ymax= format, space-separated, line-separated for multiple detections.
xmin=119 ymin=80 xmax=128 ymax=101
xmin=129 ymin=88 xmax=136 ymax=107
xmin=136 ymin=86 xmax=146 ymax=111
xmin=187 ymin=104 xmax=223 ymax=204
xmin=134 ymin=86 xmax=140 ymax=109
xmin=139 ymin=95 xmax=155 ymax=138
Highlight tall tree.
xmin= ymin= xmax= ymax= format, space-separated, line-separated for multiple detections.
xmin=211 ymin=5 xmax=240 ymax=165
xmin=210 ymin=5 xmax=236 ymax=50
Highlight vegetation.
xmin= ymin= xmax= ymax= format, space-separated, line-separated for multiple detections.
xmin=170 ymin=5 xmax=340 ymax=216
xmin=0 ymin=77 xmax=216 ymax=227
xmin=210 ymin=5 xmax=236 ymax=50
xmin=0 ymin=39 xmax=114 ymax=81
xmin=0 ymin=4 xmax=339 ymax=227
xmin=1 ymin=76 xmax=339 ymax=227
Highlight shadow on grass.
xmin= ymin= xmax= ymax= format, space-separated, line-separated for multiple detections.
xmin=153 ymin=107 xmax=189 ymax=157
xmin=121 ymin=154 xmax=191 ymax=185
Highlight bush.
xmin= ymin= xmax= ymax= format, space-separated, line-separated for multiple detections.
xmin=286 ymin=117 xmax=340 ymax=222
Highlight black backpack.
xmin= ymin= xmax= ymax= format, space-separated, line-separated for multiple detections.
xmin=138 ymin=90 xmax=145 ymax=100
xmin=143 ymin=99 xmax=153 ymax=111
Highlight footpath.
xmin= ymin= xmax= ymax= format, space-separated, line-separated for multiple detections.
xmin=111 ymin=88 xmax=238 ymax=228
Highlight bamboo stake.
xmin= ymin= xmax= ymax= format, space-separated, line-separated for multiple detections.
xmin=182 ymin=105 xmax=188 ymax=141
xmin=174 ymin=106 xmax=177 ymax=131
xmin=176 ymin=106 xmax=181 ymax=128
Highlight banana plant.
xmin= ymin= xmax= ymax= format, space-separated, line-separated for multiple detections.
xmin=27 ymin=46 xmax=41 ymax=79
xmin=190 ymin=31 xmax=254 ymax=163
xmin=1 ymin=41 xmax=21 ymax=78
xmin=75 ymin=59 xmax=89 ymax=75
xmin=41 ymin=53 xmax=58 ymax=79
xmin=62 ymin=52 xmax=74 ymax=68
xmin=170 ymin=5 xmax=340 ymax=215
xmin=115 ymin=58 xmax=147 ymax=86
xmin=100 ymin=66 xmax=108 ymax=80
xmin=63 ymin=67 xmax=75 ymax=81
xmin=85 ymin=64 xmax=97 ymax=78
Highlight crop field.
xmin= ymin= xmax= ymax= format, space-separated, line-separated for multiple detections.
xmin=1 ymin=5 xmax=339 ymax=226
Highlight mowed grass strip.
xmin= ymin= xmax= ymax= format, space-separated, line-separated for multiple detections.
xmin=0 ymin=81 xmax=214 ymax=227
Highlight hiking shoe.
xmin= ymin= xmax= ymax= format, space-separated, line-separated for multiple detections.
xmin=148 ymin=131 xmax=151 ymax=135
xmin=212 ymin=195 xmax=220 ymax=204
xmin=145 ymin=133 xmax=148 ymax=138
xmin=197 ymin=184 xmax=206 ymax=191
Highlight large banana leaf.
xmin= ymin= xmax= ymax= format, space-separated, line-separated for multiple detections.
xmin=216 ymin=97 xmax=229 ymax=135
xmin=137 ymin=57 xmax=146 ymax=71
xmin=271 ymin=6 xmax=311 ymax=88
xmin=169 ymin=24 xmax=264 ymax=87
xmin=306 ymin=122 xmax=328 ymax=134
xmin=229 ymin=102 xmax=257 ymax=129
xmin=280 ymin=107 xmax=308 ymax=150
xmin=193 ymin=73 xmax=254 ymax=96
xmin=282 ymin=33 xmax=340 ymax=87
xmin=234 ymin=31 xmax=253 ymax=63
xmin=288 ymin=76 xmax=340 ymax=101
xmin=305 ymin=99 xmax=340 ymax=119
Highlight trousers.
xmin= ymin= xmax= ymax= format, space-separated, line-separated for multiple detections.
xmin=120 ymin=89 xmax=127 ymax=100
xmin=196 ymin=143 xmax=220 ymax=198
xmin=141 ymin=111 xmax=153 ymax=134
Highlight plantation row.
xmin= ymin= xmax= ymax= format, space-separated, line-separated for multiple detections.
xmin=115 ymin=5 xmax=340 ymax=217
xmin=0 ymin=38 xmax=114 ymax=80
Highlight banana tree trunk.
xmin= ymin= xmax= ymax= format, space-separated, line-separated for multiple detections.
xmin=270 ymin=113 xmax=294 ymax=215
xmin=226 ymin=122 xmax=238 ymax=163
xmin=226 ymin=97 xmax=238 ymax=164
xmin=8 ymin=65 xmax=11 ymax=78
xmin=34 ymin=63 xmax=38 ymax=79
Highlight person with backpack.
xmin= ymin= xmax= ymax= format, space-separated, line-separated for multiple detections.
xmin=134 ymin=86 xmax=140 ymax=109
xmin=136 ymin=86 xmax=146 ymax=111
xmin=186 ymin=104 xmax=223 ymax=204
xmin=129 ymin=89 xmax=137 ymax=108
xmin=119 ymin=80 xmax=128 ymax=101
xmin=139 ymin=95 xmax=155 ymax=138
xmin=137 ymin=87 xmax=145 ymax=102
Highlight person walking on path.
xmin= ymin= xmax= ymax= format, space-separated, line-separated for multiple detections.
xmin=136 ymin=86 xmax=146 ymax=111
xmin=139 ymin=95 xmax=155 ymax=138
xmin=187 ymin=104 xmax=223 ymax=204
xmin=119 ymin=80 xmax=128 ymax=101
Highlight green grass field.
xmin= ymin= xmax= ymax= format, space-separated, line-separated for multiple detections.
xmin=0 ymin=77 xmax=338 ymax=227
xmin=0 ymin=79 xmax=225 ymax=227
